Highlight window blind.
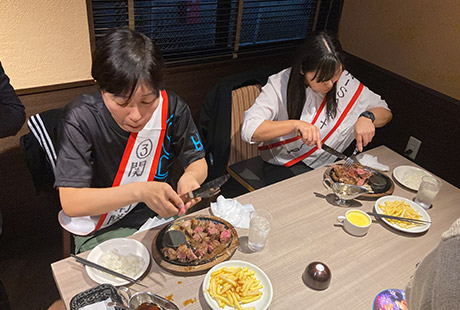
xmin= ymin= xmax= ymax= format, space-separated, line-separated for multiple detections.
xmin=88 ymin=0 xmax=343 ymax=65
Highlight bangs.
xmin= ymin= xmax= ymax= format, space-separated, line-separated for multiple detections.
xmin=312 ymin=55 xmax=342 ymax=82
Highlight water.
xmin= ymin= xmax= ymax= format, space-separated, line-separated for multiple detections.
xmin=248 ymin=216 xmax=270 ymax=251
xmin=415 ymin=181 xmax=440 ymax=209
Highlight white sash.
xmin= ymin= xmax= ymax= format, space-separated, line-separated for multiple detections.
xmin=258 ymin=73 xmax=363 ymax=168
xmin=59 ymin=90 xmax=168 ymax=236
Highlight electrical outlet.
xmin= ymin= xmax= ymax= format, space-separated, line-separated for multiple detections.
xmin=404 ymin=136 xmax=422 ymax=160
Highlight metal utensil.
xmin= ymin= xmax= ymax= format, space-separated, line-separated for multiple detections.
xmin=322 ymin=144 xmax=347 ymax=160
xmin=180 ymin=174 xmax=230 ymax=202
xmin=71 ymin=254 xmax=148 ymax=288
xmin=367 ymin=212 xmax=431 ymax=224
xmin=323 ymin=177 xmax=369 ymax=206
xmin=344 ymin=147 xmax=359 ymax=168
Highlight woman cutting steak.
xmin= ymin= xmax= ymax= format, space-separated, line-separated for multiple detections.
xmin=54 ymin=30 xmax=207 ymax=253
xmin=241 ymin=32 xmax=392 ymax=169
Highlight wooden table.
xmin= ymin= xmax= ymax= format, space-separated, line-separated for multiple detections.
xmin=51 ymin=146 xmax=460 ymax=309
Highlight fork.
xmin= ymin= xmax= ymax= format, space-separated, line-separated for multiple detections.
xmin=344 ymin=147 xmax=358 ymax=168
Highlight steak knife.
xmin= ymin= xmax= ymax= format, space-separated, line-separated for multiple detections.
xmin=180 ymin=174 xmax=230 ymax=202
xmin=322 ymin=143 xmax=347 ymax=160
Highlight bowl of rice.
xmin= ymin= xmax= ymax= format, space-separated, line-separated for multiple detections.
xmin=85 ymin=238 xmax=150 ymax=286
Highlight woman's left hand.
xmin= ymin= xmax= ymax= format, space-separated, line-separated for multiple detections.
xmin=177 ymin=172 xmax=202 ymax=215
xmin=354 ymin=117 xmax=375 ymax=152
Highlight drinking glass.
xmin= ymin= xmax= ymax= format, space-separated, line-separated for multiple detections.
xmin=248 ymin=210 xmax=272 ymax=252
xmin=415 ymin=176 xmax=442 ymax=209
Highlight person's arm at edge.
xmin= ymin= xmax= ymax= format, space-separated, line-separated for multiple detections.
xmin=0 ymin=63 xmax=25 ymax=138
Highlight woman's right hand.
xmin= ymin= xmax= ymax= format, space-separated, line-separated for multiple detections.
xmin=138 ymin=181 xmax=185 ymax=218
xmin=294 ymin=120 xmax=322 ymax=149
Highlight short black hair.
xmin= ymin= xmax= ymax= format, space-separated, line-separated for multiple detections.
xmin=92 ymin=29 xmax=165 ymax=98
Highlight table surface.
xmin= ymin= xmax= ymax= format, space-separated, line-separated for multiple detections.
xmin=51 ymin=146 xmax=460 ymax=309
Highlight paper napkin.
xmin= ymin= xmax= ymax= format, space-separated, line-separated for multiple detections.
xmin=356 ymin=153 xmax=389 ymax=171
xmin=210 ymin=195 xmax=255 ymax=229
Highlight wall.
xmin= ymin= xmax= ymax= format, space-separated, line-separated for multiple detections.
xmin=339 ymin=0 xmax=460 ymax=100
xmin=0 ymin=0 xmax=92 ymax=90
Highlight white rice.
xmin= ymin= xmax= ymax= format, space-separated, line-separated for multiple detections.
xmin=98 ymin=249 xmax=144 ymax=278
xmin=402 ymin=169 xmax=429 ymax=189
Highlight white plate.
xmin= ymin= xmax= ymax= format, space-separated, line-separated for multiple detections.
xmin=375 ymin=196 xmax=431 ymax=233
xmin=86 ymin=238 xmax=150 ymax=286
xmin=392 ymin=165 xmax=432 ymax=191
xmin=203 ymin=260 xmax=273 ymax=310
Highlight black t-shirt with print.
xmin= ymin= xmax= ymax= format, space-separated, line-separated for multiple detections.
xmin=54 ymin=90 xmax=205 ymax=229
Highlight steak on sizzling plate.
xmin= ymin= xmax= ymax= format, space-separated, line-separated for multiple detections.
xmin=332 ymin=163 xmax=374 ymax=187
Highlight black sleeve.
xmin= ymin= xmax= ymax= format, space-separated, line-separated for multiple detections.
xmin=169 ymin=94 xmax=205 ymax=169
xmin=54 ymin=106 xmax=94 ymax=188
xmin=0 ymin=62 xmax=25 ymax=138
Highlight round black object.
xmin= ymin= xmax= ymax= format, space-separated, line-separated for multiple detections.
xmin=303 ymin=262 xmax=331 ymax=290
xmin=162 ymin=230 xmax=186 ymax=249
xmin=369 ymin=175 xmax=386 ymax=191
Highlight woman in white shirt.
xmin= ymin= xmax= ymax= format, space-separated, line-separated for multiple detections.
xmin=241 ymin=32 xmax=392 ymax=169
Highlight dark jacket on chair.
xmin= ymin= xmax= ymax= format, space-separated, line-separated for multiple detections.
xmin=199 ymin=66 xmax=278 ymax=180
xmin=20 ymin=108 xmax=63 ymax=194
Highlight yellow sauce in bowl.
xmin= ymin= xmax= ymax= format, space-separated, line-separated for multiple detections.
xmin=347 ymin=211 xmax=370 ymax=227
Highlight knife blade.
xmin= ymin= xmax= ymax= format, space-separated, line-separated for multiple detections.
xmin=322 ymin=144 xmax=347 ymax=160
xmin=367 ymin=212 xmax=431 ymax=224
xmin=180 ymin=174 xmax=230 ymax=202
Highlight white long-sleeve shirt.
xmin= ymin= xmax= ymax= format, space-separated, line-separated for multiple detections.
xmin=241 ymin=68 xmax=390 ymax=168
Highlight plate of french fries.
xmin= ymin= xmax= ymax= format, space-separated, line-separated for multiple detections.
xmin=203 ymin=260 xmax=273 ymax=310
xmin=375 ymin=196 xmax=431 ymax=233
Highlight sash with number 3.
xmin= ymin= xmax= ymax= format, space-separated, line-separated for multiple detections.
xmin=58 ymin=90 xmax=169 ymax=236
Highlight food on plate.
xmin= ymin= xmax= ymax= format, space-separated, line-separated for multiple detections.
xmin=97 ymin=249 xmax=144 ymax=278
xmin=378 ymin=200 xmax=423 ymax=228
xmin=208 ymin=266 xmax=263 ymax=309
xmin=331 ymin=163 xmax=375 ymax=191
xmin=161 ymin=218 xmax=234 ymax=264
xmin=401 ymin=169 xmax=429 ymax=189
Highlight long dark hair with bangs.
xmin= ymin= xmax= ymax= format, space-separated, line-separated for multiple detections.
xmin=92 ymin=29 xmax=165 ymax=99
xmin=287 ymin=32 xmax=345 ymax=120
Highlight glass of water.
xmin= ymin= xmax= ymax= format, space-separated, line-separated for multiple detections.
xmin=415 ymin=176 xmax=442 ymax=209
xmin=248 ymin=210 xmax=272 ymax=252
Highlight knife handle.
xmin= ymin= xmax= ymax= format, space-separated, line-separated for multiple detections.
xmin=180 ymin=192 xmax=196 ymax=203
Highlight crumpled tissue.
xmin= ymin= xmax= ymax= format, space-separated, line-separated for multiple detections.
xmin=135 ymin=216 xmax=174 ymax=234
xmin=356 ymin=154 xmax=389 ymax=171
xmin=210 ymin=195 xmax=255 ymax=229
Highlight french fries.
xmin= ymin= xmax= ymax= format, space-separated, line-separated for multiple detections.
xmin=208 ymin=266 xmax=263 ymax=309
xmin=378 ymin=200 xmax=422 ymax=228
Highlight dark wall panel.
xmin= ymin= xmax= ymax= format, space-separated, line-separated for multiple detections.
xmin=345 ymin=53 xmax=460 ymax=187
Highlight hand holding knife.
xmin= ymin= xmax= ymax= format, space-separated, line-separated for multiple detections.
xmin=179 ymin=174 xmax=230 ymax=203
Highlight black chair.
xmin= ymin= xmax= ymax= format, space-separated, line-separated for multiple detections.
xmin=200 ymin=67 xmax=312 ymax=194
xmin=20 ymin=108 xmax=73 ymax=257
